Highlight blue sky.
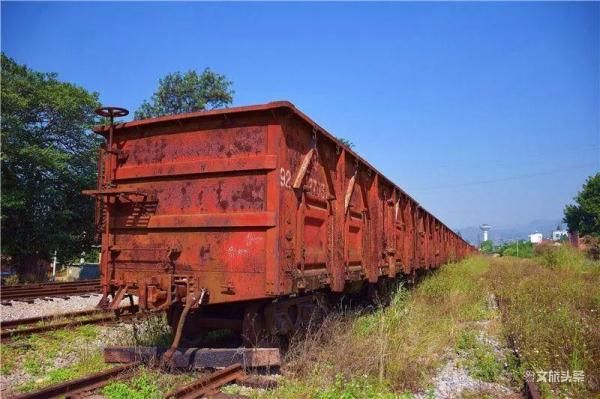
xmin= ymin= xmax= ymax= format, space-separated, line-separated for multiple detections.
xmin=2 ymin=2 xmax=598 ymax=231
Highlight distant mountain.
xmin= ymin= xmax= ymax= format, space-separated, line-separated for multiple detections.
xmin=455 ymin=219 xmax=565 ymax=246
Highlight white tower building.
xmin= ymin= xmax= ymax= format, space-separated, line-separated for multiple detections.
xmin=480 ymin=224 xmax=491 ymax=242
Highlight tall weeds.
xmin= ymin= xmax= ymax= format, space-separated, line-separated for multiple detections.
xmin=261 ymin=249 xmax=600 ymax=398
xmin=272 ymin=257 xmax=492 ymax=396
xmin=489 ymin=247 xmax=600 ymax=397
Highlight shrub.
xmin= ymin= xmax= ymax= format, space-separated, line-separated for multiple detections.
xmin=499 ymin=241 xmax=533 ymax=258
xmin=534 ymin=243 xmax=587 ymax=269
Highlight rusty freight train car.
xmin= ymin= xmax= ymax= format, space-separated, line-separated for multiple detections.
xmin=85 ymin=101 xmax=473 ymax=345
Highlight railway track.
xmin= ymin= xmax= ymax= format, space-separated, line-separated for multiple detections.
xmin=7 ymin=362 xmax=244 ymax=399
xmin=167 ymin=363 xmax=245 ymax=399
xmin=8 ymin=362 xmax=142 ymax=399
xmin=0 ymin=306 xmax=139 ymax=340
xmin=0 ymin=279 xmax=101 ymax=303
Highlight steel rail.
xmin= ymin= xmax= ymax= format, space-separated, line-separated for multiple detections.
xmin=166 ymin=363 xmax=245 ymax=399
xmin=2 ymin=287 xmax=101 ymax=301
xmin=0 ymin=309 xmax=106 ymax=329
xmin=1 ymin=279 xmax=100 ymax=290
xmin=7 ymin=362 xmax=141 ymax=399
xmin=1 ymin=280 xmax=101 ymax=302
xmin=1 ymin=308 xmax=140 ymax=340
xmin=2 ymin=283 xmax=100 ymax=292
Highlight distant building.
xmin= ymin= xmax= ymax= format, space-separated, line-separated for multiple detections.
xmin=552 ymin=229 xmax=568 ymax=241
xmin=528 ymin=231 xmax=543 ymax=244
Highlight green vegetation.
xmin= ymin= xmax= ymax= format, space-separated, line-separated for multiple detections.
xmin=134 ymin=69 xmax=234 ymax=120
xmin=1 ymin=53 xmax=101 ymax=280
xmin=456 ymin=331 xmax=503 ymax=382
xmin=480 ymin=239 xmax=534 ymax=258
xmin=479 ymin=239 xmax=494 ymax=254
xmin=564 ymin=173 xmax=600 ymax=237
xmin=102 ymin=372 xmax=162 ymax=399
xmin=129 ymin=313 xmax=173 ymax=347
xmin=299 ymin=375 xmax=401 ymax=399
xmin=488 ymin=246 xmax=600 ymax=398
xmin=19 ymin=353 xmax=106 ymax=393
xmin=0 ymin=324 xmax=116 ymax=393
xmin=226 ymin=375 xmax=409 ymax=399
xmin=102 ymin=368 xmax=199 ymax=399
xmin=255 ymin=257 xmax=494 ymax=398
xmin=251 ymin=248 xmax=599 ymax=398
xmin=498 ymin=240 xmax=534 ymax=258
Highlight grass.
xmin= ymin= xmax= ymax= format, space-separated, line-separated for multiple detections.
xmin=254 ymin=247 xmax=599 ymax=398
xmin=18 ymin=353 xmax=107 ymax=393
xmin=226 ymin=375 xmax=417 ymax=399
xmin=257 ymin=256 xmax=494 ymax=398
xmin=102 ymin=371 xmax=163 ymax=399
xmin=1 ymin=324 xmax=100 ymax=376
xmin=456 ymin=331 xmax=503 ymax=382
xmin=0 ymin=323 xmax=122 ymax=393
xmin=128 ymin=313 xmax=172 ymax=347
xmin=102 ymin=367 xmax=200 ymax=399
xmin=1 ymin=309 xmax=175 ymax=395
xmin=488 ymin=245 xmax=600 ymax=398
xmin=1 ymin=312 xmax=189 ymax=396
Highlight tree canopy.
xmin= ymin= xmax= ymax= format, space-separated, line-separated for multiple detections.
xmin=1 ymin=53 xmax=101 ymax=277
xmin=479 ymin=240 xmax=494 ymax=254
xmin=564 ymin=173 xmax=600 ymax=237
xmin=134 ymin=68 xmax=234 ymax=119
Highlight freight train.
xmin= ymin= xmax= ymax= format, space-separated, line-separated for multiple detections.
xmin=85 ymin=101 xmax=473 ymax=346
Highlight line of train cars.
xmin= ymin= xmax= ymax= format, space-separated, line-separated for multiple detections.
xmin=86 ymin=101 xmax=474 ymax=345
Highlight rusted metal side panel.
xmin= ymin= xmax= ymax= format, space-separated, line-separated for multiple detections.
xmin=331 ymin=148 xmax=346 ymax=292
xmin=386 ymin=189 xmax=399 ymax=278
xmin=265 ymin=123 xmax=282 ymax=296
xmin=365 ymin=172 xmax=379 ymax=283
xmin=100 ymin=116 xmax=278 ymax=307
xmin=344 ymin=153 xmax=367 ymax=284
xmin=278 ymin=117 xmax=332 ymax=292
xmin=403 ymin=195 xmax=416 ymax=274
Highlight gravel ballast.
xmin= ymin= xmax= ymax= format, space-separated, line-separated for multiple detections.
xmin=0 ymin=294 xmax=105 ymax=322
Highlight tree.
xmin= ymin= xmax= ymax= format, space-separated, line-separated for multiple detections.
xmin=498 ymin=240 xmax=533 ymax=258
xmin=479 ymin=240 xmax=494 ymax=254
xmin=564 ymin=173 xmax=600 ymax=237
xmin=134 ymin=69 xmax=234 ymax=119
xmin=1 ymin=53 xmax=101 ymax=280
